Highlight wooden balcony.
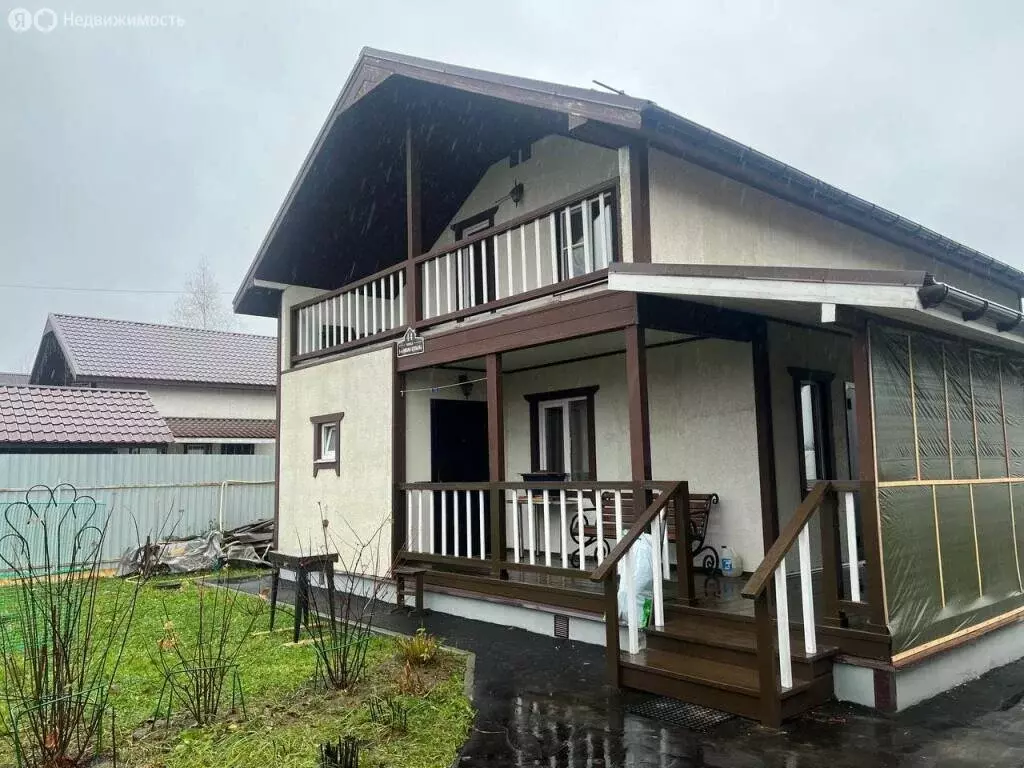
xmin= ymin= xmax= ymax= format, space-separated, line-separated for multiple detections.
xmin=288 ymin=182 xmax=619 ymax=366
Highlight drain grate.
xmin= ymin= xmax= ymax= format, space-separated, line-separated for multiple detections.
xmin=627 ymin=695 xmax=734 ymax=733
xmin=553 ymin=614 xmax=569 ymax=639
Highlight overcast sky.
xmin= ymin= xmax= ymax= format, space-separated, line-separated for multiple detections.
xmin=1 ymin=1 xmax=1022 ymax=372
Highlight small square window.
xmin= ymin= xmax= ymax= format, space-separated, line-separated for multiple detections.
xmin=311 ymin=412 xmax=343 ymax=476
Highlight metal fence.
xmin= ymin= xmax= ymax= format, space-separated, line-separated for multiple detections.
xmin=0 ymin=454 xmax=274 ymax=566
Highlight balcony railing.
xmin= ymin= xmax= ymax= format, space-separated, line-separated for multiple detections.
xmin=416 ymin=182 xmax=618 ymax=322
xmin=289 ymin=181 xmax=619 ymax=364
xmin=291 ymin=263 xmax=406 ymax=363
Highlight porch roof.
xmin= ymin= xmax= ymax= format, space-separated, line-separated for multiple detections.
xmin=608 ymin=263 xmax=1024 ymax=353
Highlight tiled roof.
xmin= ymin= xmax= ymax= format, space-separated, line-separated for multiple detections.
xmin=165 ymin=417 xmax=277 ymax=440
xmin=0 ymin=372 xmax=29 ymax=387
xmin=46 ymin=314 xmax=276 ymax=387
xmin=0 ymin=385 xmax=173 ymax=444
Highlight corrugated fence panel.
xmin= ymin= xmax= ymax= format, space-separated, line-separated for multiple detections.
xmin=0 ymin=454 xmax=274 ymax=566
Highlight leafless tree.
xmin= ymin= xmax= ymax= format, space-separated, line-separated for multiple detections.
xmin=170 ymin=260 xmax=235 ymax=330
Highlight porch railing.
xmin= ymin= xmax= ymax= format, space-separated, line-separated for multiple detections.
xmin=741 ymin=480 xmax=869 ymax=725
xmin=415 ymin=183 xmax=617 ymax=323
xmin=588 ymin=482 xmax=691 ymax=674
xmin=291 ymin=262 xmax=407 ymax=363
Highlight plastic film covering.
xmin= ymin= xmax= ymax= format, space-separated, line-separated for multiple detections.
xmin=871 ymin=324 xmax=1024 ymax=654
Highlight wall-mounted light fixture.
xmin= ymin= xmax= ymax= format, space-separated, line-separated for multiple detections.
xmin=457 ymin=374 xmax=474 ymax=400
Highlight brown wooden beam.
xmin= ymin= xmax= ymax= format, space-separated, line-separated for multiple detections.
xmin=392 ymin=352 xmax=407 ymax=561
xmin=405 ymin=125 xmax=422 ymax=324
xmin=752 ymin=323 xmax=780 ymax=551
xmin=628 ymin=142 xmax=651 ymax=264
xmin=486 ymin=353 xmax=507 ymax=576
xmin=625 ymin=324 xmax=652 ymax=483
xmin=851 ymin=320 xmax=887 ymax=627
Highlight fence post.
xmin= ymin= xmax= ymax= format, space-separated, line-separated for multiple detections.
xmin=604 ymin=577 xmax=621 ymax=687
xmin=674 ymin=481 xmax=694 ymax=605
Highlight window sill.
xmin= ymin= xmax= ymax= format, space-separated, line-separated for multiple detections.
xmin=313 ymin=459 xmax=340 ymax=477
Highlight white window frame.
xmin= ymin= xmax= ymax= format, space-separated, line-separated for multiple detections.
xmin=538 ymin=396 xmax=588 ymax=476
xmin=317 ymin=422 xmax=337 ymax=463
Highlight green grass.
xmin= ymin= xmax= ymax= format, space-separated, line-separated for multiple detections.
xmin=0 ymin=573 xmax=473 ymax=768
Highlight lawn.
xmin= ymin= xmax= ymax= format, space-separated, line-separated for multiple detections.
xmin=0 ymin=572 xmax=473 ymax=768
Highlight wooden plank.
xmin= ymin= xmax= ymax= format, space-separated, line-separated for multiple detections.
xmin=391 ymin=350 xmax=406 ymax=561
xmin=628 ymin=141 xmax=651 ymax=263
xmin=398 ymin=290 xmax=637 ymax=371
xmin=624 ymin=324 xmax=652 ymax=484
xmin=752 ymin=323 xmax=780 ymax=551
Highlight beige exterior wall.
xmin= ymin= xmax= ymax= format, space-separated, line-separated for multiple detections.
xmin=648 ymin=148 xmax=1020 ymax=308
xmin=277 ymin=346 xmax=394 ymax=574
xmin=430 ymin=135 xmax=619 ymax=253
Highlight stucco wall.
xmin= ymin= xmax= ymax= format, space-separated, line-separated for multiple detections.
xmin=431 ymin=135 xmax=619 ymax=252
xmin=280 ymin=285 xmax=328 ymax=372
xmin=145 ymin=384 xmax=275 ymax=421
xmin=277 ymin=347 xmax=393 ymax=574
xmin=648 ymin=148 xmax=1020 ymax=308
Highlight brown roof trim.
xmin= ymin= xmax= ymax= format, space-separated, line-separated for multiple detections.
xmin=609 ymin=262 xmax=929 ymax=287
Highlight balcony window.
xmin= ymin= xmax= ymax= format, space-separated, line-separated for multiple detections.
xmin=556 ymin=193 xmax=616 ymax=280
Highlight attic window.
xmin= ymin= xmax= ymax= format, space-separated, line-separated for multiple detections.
xmin=311 ymin=412 xmax=343 ymax=477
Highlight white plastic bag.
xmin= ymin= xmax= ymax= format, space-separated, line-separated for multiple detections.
xmin=617 ymin=532 xmax=655 ymax=623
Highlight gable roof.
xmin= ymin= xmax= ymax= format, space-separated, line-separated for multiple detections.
xmin=235 ymin=47 xmax=1024 ymax=317
xmin=37 ymin=315 xmax=276 ymax=388
xmin=0 ymin=385 xmax=173 ymax=445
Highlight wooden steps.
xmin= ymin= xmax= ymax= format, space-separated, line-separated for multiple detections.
xmin=618 ymin=604 xmax=836 ymax=724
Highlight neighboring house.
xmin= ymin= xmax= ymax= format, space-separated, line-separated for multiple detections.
xmin=0 ymin=385 xmax=172 ymax=452
xmin=29 ymin=314 xmax=277 ymax=456
xmin=233 ymin=49 xmax=1024 ymax=723
xmin=0 ymin=373 xmax=30 ymax=387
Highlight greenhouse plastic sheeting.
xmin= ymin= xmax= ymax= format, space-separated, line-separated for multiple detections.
xmin=871 ymin=325 xmax=1024 ymax=653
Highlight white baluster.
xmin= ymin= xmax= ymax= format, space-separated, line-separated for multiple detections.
xmin=543 ymin=490 xmax=552 ymax=567
xmin=378 ymin=279 xmax=386 ymax=331
xmin=417 ymin=491 xmax=425 ymax=553
xmin=775 ymin=561 xmax=793 ymax=690
xmin=406 ymin=491 xmax=413 ymax=552
xmin=596 ymin=491 xmax=605 ymax=565
xmin=651 ymin=512 xmax=665 ymax=627
xmin=433 ymin=257 xmax=441 ymax=318
xmin=422 ymin=262 xmax=432 ymax=320
xmin=427 ymin=492 xmax=435 ymax=554
xmin=625 ymin=547 xmax=639 ymax=654
xmin=441 ymin=491 xmax=448 ymax=557
xmin=844 ymin=491 xmax=861 ymax=602
xmin=582 ymin=199 xmax=594 ymax=274
xmin=296 ymin=309 xmax=305 ymax=356
xmin=798 ymin=526 xmax=817 ymax=655
xmin=372 ymin=278 xmax=380 ymax=335
xmin=512 ymin=491 xmax=521 ymax=564
xmin=315 ymin=301 xmax=322 ymax=352
xmin=389 ymin=273 xmax=396 ymax=330
xmin=362 ymin=285 xmax=369 ymax=338
xmin=453 ymin=491 xmax=461 ymax=558
xmin=560 ymin=489 xmax=568 ymax=569
xmin=464 ymin=490 xmax=473 ymax=559
xmin=354 ymin=287 xmax=361 ymax=339
xmin=577 ymin=490 xmax=585 ymax=571
xmin=549 ymin=213 xmax=559 ymax=283
xmin=519 ymin=225 xmax=528 ymax=291
xmin=527 ymin=489 xmax=536 ymax=566
xmin=344 ymin=292 xmax=351 ymax=343
xmin=326 ymin=297 xmax=334 ymax=348
xmin=614 ymin=491 xmax=624 ymax=542
xmin=482 ymin=239 xmax=490 ymax=304
xmin=661 ymin=509 xmax=670 ymax=580
xmin=534 ymin=218 xmax=542 ymax=288
xmin=398 ymin=272 xmax=405 ymax=325
xmin=602 ymin=193 xmax=614 ymax=267
xmin=469 ymin=247 xmax=477 ymax=308
xmin=506 ymin=230 xmax=515 ymax=296
xmin=478 ymin=489 xmax=486 ymax=561
xmin=457 ymin=250 xmax=465 ymax=310
xmin=446 ymin=253 xmax=454 ymax=314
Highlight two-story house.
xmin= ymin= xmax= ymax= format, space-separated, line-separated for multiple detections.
xmin=234 ymin=49 xmax=1024 ymax=725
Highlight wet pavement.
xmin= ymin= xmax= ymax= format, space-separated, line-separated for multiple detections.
xmin=237 ymin=577 xmax=1024 ymax=767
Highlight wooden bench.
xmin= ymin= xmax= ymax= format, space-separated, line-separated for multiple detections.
xmin=571 ymin=491 xmax=720 ymax=572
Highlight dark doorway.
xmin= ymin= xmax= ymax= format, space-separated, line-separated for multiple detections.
xmin=430 ymin=399 xmax=490 ymax=557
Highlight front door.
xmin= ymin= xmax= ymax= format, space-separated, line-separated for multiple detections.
xmin=430 ymin=399 xmax=490 ymax=556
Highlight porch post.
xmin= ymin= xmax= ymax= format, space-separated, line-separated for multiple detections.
xmin=392 ymin=353 xmax=406 ymax=562
xmin=751 ymin=321 xmax=779 ymax=552
xmin=486 ymin=353 xmax=507 ymax=576
xmin=851 ymin=320 xmax=887 ymax=628
xmin=624 ymin=325 xmax=652 ymax=485
xmin=405 ymin=125 xmax=422 ymax=325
